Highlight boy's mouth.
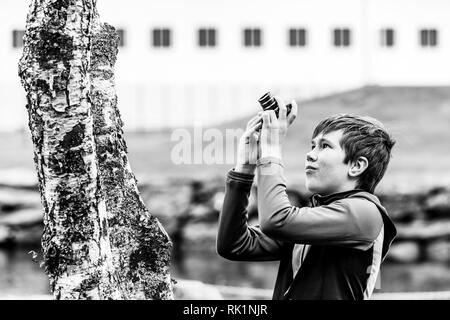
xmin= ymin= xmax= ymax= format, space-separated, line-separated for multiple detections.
xmin=305 ymin=165 xmax=318 ymax=173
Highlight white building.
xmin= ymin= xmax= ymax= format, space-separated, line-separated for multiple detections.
xmin=1 ymin=0 xmax=450 ymax=131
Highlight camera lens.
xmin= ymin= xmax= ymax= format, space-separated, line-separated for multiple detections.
xmin=258 ymin=92 xmax=277 ymax=111
xmin=258 ymin=91 xmax=293 ymax=118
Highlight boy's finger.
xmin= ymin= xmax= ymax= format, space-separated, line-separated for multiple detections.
xmin=247 ymin=113 xmax=261 ymax=126
xmin=275 ymin=95 xmax=287 ymax=121
xmin=267 ymin=110 xmax=277 ymax=124
xmin=262 ymin=112 xmax=271 ymax=128
xmin=248 ymin=121 xmax=263 ymax=133
xmin=246 ymin=116 xmax=261 ymax=130
xmin=287 ymin=100 xmax=298 ymax=125
xmin=248 ymin=114 xmax=263 ymax=127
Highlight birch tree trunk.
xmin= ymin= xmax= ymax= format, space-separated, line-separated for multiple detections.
xmin=18 ymin=0 xmax=173 ymax=299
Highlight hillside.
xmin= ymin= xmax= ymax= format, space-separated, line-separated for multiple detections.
xmin=1 ymin=86 xmax=450 ymax=193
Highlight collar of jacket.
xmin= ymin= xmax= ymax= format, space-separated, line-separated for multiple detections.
xmin=310 ymin=188 xmax=397 ymax=262
xmin=310 ymin=189 xmax=367 ymax=207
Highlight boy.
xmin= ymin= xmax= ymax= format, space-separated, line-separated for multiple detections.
xmin=217 ymin=96 xmax=397 ymax=300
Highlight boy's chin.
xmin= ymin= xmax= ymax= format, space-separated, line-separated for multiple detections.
xmin=305 ymin=181 xmax=320 ymax=194
xmin=305 ymin=182 xmax=330 ymax=196
xmin=307 ymin=187 xmax=322 ymax=195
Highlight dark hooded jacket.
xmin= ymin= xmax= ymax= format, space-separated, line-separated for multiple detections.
xmin=217 ymin=158 xmax=397 ymax=300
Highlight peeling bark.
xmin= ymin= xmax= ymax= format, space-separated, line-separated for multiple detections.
xmin=18 ymin=0 xmax=173 ymax=299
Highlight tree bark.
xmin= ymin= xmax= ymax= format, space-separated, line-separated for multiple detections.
xmin=18 ymin=0 xmax=173 ymax=299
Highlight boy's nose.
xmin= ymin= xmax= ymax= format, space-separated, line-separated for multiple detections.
xmin=306 ymin=150 xmax=317 ymax=162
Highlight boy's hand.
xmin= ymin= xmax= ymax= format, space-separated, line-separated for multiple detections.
xmin=235 ymin=112 xmax=263 ymax=174
xmin=260 ymin=96 xmax=298 ymax=159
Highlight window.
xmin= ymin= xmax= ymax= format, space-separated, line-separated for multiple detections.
xmin=380 ymin=28 xmax=395 ymax=47
xmin=198 ymin=28 xmax=216 ymax=47
xmin=420 ymin=29 xmax=438 ymax=47
xmin=333 ymin=28 xmax=351 ymax=47
xmin=289 ymin=28 xmax=307 ymax=47
xmin=117 ymin=29 xmax=125 ymax=47
xmin=243 ymin=28 xmax=262 ymax=47
xmin=153 ymin=28 xmax=171 ymax=47
xmin=12 ymin=30 xmax=25 ymax=48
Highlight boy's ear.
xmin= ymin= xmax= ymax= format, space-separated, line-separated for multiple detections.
xmin=349 ymin=156 xmax=369 ymax=178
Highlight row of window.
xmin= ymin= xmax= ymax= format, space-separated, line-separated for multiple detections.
xmin=12 ymin=27 xmax=440 ymax=49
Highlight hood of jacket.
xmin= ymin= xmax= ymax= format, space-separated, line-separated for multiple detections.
xmin=311 ymin=189 xmax=397 ymax=261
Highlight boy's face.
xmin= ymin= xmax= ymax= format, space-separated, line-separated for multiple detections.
xmin=305 ymin=129 xmax=355 ymax=195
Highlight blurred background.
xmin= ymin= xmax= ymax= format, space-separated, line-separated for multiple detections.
xmin=1 ymin=0 xmax=450 ymax=299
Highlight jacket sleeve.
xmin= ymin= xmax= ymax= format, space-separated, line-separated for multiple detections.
xmin=216 ymin=169 xmax=286 ymax=261
xmin=256 ymin=158 xmax=383 ymax=250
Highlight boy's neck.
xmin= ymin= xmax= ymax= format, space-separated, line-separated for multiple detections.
xmin=323 ymin=180 xmax=359 ymax=197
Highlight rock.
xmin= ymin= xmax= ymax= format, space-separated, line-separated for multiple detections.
xmin=0 ymin=208 xmax=42 ymax=227
xmin=426 ymin=240 xmax=450 ymax=262
xmin=392 ymin=209 xmax=425 ymax=224
xmin=424 ymin=187 xmax=450 ymax=219
xmin=183 ymin=222 xmax=218 ymax=248
xmin=142 ymin=182 xmax=191 ymax=222
xmin=396 ymin=220 xmax=450 ymax=240
xmin=0 ymin=188 xmax=41 ymax=213
xmin=387 ymin=241 xmax=421 ymax=263
xmin=212 ymin=191 xmax=224 ymax=212
xmin=0 ymin=225 xmax=13 ymax=243
xmin=8 ymin=224 xmax=43 ymax=245
xmin=174 ymin=279 xmax=223 ymax=300
xmin=0 ymin=207 xmax=43 ymax=245
xmin=0 ymin=224 xmax=42 ymax=246
xmin=190 ymin=204 xmax=213 ymax=218
xmin=377 ymin=193 xmax=424 ymax=221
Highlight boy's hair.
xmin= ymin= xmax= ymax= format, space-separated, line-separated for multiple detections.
xmin=312 ymin=114 xmax=395 ymax=193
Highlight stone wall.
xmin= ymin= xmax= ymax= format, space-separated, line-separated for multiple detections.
xmin=1 ymin=170 xmax=450 ymax=264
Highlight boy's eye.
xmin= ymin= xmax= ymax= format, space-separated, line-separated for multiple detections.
xmin=310 ymin=145 xmax=315 ymax=150
xmin=322 ymin=143 xmax=330 ymax=149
